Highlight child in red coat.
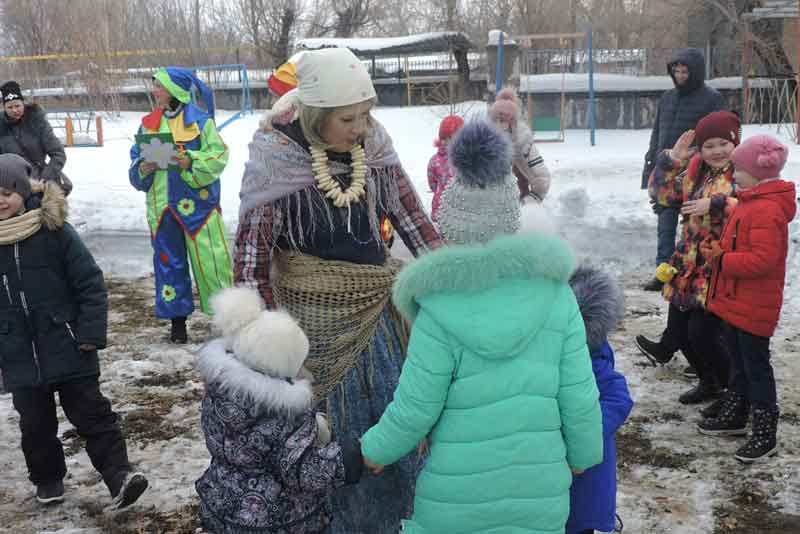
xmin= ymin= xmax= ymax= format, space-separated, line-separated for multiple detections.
xmin=699 ymin=134 xmax=797 ymax=463
xmin=427 ymin=115 xmax=464 ymax=222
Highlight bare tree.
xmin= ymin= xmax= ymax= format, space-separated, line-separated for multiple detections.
xmin=333 ymin=0 xmax=371 ymax=38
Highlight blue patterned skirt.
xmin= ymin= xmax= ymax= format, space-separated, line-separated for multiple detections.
xmin=325 ymin=307 xmax=419 ymax=534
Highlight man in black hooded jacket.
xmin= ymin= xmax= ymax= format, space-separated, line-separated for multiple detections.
xmin=641 ymin=48 xmax=726 ymax=291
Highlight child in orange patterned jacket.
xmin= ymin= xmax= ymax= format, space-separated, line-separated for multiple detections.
xmin=636 ymin=111 xmax=740 ymax=409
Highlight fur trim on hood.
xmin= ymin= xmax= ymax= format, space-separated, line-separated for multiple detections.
xmin=198 ymin=339 xmax=314 ymax=415
xmin=568 ymin=264 xmax=624 ymax=353
xmin=393 ymin=231 xmax=576 ymax=323
xmin=30 ymin=179 xmax=67 ymax=230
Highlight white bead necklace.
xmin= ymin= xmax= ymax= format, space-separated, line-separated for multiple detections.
xmin=311 ymin=144 xmax=367 ymax=208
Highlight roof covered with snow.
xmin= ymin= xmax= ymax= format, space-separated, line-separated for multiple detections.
xmin=747 ymin=0 xmax=798 ymax=19
xmin=295 ymin=32 xmax=474 ymax=57
xmin=520 ymin=73 xmax=771 ymax=94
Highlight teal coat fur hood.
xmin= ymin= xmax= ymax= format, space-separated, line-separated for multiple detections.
xmin=362 ymin=232 xmax=604 ymax=534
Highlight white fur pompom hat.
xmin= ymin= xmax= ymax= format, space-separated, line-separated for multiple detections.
xmin=233 ymin=310 xmax=310 ymax=379
xmin=210 ymin=287 xmax=265 ymax=349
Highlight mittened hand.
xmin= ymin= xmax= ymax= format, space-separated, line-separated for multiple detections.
xmin=655 ymin=262 xmax=677 ymax=283
xmin=363 ymin=455 xmax=384 ymax=475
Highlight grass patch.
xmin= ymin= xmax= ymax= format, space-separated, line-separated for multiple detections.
xmin=617 ymin=421 xmax=695 ymax=470
xmin=80 ymin=501 xmax=201 ymax=533
xmin=713 ymin=482 xmax=800 ymax=534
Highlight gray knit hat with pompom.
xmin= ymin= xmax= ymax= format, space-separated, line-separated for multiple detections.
xmin=437 ymin=119 xmax=520 ymax=244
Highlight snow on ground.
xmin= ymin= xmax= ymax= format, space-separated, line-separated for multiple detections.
xmin=0 ymin=104 xmax=798 ymax=532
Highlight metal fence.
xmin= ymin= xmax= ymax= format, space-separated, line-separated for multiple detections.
xmin=521 ymin=47 xmax=686 ymax=76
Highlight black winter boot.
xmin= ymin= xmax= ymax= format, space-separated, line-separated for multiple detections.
xmin=698 ymin=391 xmax=748 ymax=436
xmin=635 ymin=335 xmax=675 ymax=365
xmin=110 ymin=471 xmax=149 ymax=509
xmin=36 ymin=480 xmax=65 ymax=505
xmin=170 ymin=317 xmax=188 ymax=344
xmin=735 ymin=407 xmax=779 ymax=463
xmin=679 ymin=382 xmax=722 ymax=405
xmin=700 ymin=397 xmax=725 ymax=420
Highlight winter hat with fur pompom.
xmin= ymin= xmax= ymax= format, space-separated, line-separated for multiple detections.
xmin=731 ymin=134 xmax=788 ymax=181
xmin=438 ymin=119 xmax=520 ymax=244
xmin=489 ymin=98 xmax=518 ymax=128
xmin=233 ymin=310 xmax=310 ymax=379
xmin=438 ymin=114 xmax=464 ymax=142
xmin=496 ymin=87 xmax=518 ymax=104
xmin=210 ymin=287 xmax=265 ymax=349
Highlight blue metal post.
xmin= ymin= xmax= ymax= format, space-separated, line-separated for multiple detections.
xmin=587 ymin=26 xmax=596 ymax=146
xmin=495 ymin=32 xmax=505 ymax=97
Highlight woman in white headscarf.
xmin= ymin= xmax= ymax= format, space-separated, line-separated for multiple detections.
xmin=233 ymin=48 xmax=442 ymax=533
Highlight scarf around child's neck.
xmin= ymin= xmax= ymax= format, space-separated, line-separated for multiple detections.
xmin=0 ymin=208 xmax=43 ymax=245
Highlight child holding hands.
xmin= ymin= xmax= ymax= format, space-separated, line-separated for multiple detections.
xmin=698 ymin=135 xmax=796 ymax=463
xmin=196 ymin=287 xmax=363 ymax=533
xmin=360 ymin=119 xmax=602 ymax=533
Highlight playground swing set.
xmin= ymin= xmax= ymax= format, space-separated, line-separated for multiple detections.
xmin=494 ymin=28 xmax=597 ymax=146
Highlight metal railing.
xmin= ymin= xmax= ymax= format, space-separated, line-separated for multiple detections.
xmin=521 ymin=47 xmax=686 ymax=76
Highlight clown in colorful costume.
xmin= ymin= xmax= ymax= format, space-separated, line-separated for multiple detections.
xmin=129 ymin=67 xmax=232 ymax=341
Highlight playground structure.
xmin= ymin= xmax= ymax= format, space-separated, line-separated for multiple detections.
xmin=742 ymin=1 xmax=800 ymax=143
xmin=494 ymin=29 xmax=596 ymax=145
xmin=296 ymin=32 xmax=477 ymax=107
xmin=47 ymin=109 xmax=104 ymax=147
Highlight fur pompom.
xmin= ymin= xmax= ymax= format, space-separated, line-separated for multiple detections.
xmin=497 ymin=87 xmax=518 ymax=103
xmin=259 ymin=89 xmax=299 ymax=132
xmin=448 ymin=119 xmax=512 ymax=187
xmin=568 ymin=264 xmax=624 ymax=352
xmin=210 ymin=287 xmax=265 ymax=344
xmin=232 ymin=310 xmax=309 ymax=379
xmin=756 ymin=150 xmax=784 ymax=168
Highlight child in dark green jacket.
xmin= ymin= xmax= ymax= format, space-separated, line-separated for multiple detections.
xmin=0 ymin=154 xmax=147 ymax=508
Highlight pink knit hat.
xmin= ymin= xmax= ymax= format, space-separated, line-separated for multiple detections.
xmin=496 ymin=87 xmax=518 ymax=104
xmin=731 ymin=134 xmax=789 ymax=181
xmin=489 ymin=99 xmax=518 ymax=127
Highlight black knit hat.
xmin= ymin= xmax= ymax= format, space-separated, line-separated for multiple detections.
xmin=1 ymin=81 xmax=23 ymax=103
xmin=0 ymin=154 xmax=33 ymax=199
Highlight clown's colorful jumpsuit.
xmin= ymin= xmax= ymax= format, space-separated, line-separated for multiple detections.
xmin=129 ymin=104 xmax=232 ymax=318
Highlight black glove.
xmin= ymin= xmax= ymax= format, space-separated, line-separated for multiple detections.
xmin=641 ymin=162 xmax=653 ymax=190
xmin=650 ymin=199 xmax=662 ymax=214
xmin=340 ymin=437 xmax=364 ymax=485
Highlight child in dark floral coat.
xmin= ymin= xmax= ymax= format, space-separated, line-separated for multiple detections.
xmin=195 ymin=287 xmax=363 ymax=533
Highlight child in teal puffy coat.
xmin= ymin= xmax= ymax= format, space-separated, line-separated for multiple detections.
xmin=360 ymin=120 xmax=603 ymax=534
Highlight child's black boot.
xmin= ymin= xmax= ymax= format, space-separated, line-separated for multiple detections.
xmin=698 ymin=391 xmax=748 ymax=436
xmin=634 ymin=335 xmax=674 ymax=365
xmin=735 ymin=406 xmax=779 ymax=463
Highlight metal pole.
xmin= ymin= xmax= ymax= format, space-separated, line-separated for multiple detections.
xmin=796 ymin=0 xmax=800 ymax=143
xmin=495 ymin=31 xmax=505 ymax=97
xmin=587 ymin=26 xmax=596 ymax=146
xmin=405 ymin=55 xmax=412 ymax=106
xmin=742 ymin=19 xmax=751 ymax=124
